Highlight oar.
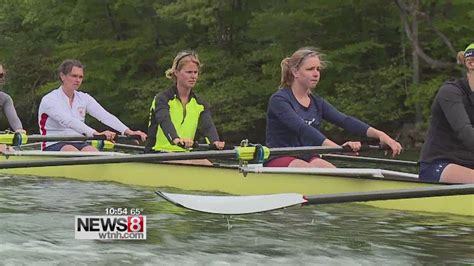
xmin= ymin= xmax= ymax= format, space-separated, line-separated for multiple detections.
xmin=0 ymin=145 xmax=381 ymax=169
xmin=111 ymin=143 xmax=145 ymax=151
xmin=155 ymin=184 xmax=474 ymax=215
xmin=15 ymin=142 xmax=41 ymax=148
xmin=99 ymin=142 xmax=213 ymax=152
xmin=320 ymin=154 xmax=419 ymax=167
xmin=108 ymin=143 xmax=217 ymax=152
xmin=0 ymin=133 xmax=141 ymax=146
xmin=88 ymin=141 xmax=146 ymax=152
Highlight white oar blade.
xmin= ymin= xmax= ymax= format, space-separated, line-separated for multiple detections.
xmin=156 ymin=192 xmax=306 ymax=215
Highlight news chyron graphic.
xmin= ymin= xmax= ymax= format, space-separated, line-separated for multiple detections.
xmin=75 ymin=208 xmax=146 ymax=240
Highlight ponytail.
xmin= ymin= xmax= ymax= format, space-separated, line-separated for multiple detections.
xmin=456 ymin=51 xmax=465 ymax=65
xmin=280 ymin=57 xmax=292 ymax=87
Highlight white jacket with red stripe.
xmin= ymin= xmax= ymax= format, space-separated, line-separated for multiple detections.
xmin=38 ymin=86 xmax=128 ymax=148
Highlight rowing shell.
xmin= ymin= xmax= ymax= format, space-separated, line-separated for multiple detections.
xmin=0 ymin=150 xmax=472 ymax=216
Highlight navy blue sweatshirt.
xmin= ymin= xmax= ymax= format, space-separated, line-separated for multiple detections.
xmin=265 ymin=87 xmax=370 ymax=148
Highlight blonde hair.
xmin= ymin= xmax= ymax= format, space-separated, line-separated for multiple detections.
xmin=165 ymin=51 xmax=201 ymax=80
xmin=456 ymin=51 xmax=466 ymax=66
xmin=280 ymin=47 xmax=327 ymax=88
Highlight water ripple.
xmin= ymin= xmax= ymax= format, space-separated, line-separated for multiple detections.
xmin=0 ymin=175 xmax=473 ymax=265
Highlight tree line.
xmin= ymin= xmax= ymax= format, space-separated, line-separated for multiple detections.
xmin=1 ymin=0 xmax=472 ymax=146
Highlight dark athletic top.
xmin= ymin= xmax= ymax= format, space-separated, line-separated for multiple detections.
xmin=420 ymin=78 xmax=474 ymax=167
xmin=0 ymin=91 xmax=23 ymax=131
xmin=265 ymin=87 xmax=370 ymax=148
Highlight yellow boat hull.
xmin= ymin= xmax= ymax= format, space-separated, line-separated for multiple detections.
xmin=1 ymin=154 xmax=472 ymax=216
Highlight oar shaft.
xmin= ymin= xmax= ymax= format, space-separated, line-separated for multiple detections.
xmin=269 ymin=145 xmax=381 ymax=156
xmin=320 ymin=154 xmax=418 ymax=167
xmin=111 ymin=143 xmax=145 ymax=151
xmin=0 ymin=150 xmax=238 ymax=169
xmin=26 ymin=134 xmax=140 ymax=142
xmin=103 ymin=143 xmax=374 ymax=154
xmin=0 ymin=133 xmax=142 ymax=146
xmin=304 ymin=184 xmax=474 ymax=205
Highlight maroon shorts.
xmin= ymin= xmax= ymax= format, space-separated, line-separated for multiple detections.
xmin=264 ymin=155 xmax=320 ymax=167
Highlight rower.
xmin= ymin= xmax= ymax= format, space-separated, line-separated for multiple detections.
xmin=37 ymin=59 xmax=147 ymax=152
xmin=419 ymin=43 xmax=474 ymax=183
xmin=145 ymin=51 xmax=225 ymax=165
xmin=0 ymin=63 xmax=26 ymax=153
xmin=265 ymin=47 xmax=402 ymax=168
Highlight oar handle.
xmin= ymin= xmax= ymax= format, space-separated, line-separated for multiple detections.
xmin=176 ymin=142 xmax=234 ymax=151
xmin=194 ymin=143 xmax=235 ymax=151
xmin=108 ymin=142 xmax=145 ymax=151
xmin=360 ymin=144 xmax=387 ymax=151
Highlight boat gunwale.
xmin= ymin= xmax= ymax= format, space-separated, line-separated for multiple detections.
xmin=0 ymin=150 xmax=453 ymax=186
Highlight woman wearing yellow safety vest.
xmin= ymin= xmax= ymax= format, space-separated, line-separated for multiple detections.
xmin=145 ymin=51 xmax=225 ymax=164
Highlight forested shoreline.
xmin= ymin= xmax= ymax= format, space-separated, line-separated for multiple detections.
xmin=1 ymin=0 xmax=472 ymax=145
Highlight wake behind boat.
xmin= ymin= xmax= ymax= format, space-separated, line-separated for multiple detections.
xmin=0 ymin=149 xmax=472 ymax=216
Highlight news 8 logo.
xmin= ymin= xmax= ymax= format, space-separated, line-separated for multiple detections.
xmin=75 ymin=215 xmax=147 ymax=240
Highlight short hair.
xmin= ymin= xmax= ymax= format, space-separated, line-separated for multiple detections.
xmin=58 ymin=59 xmax=84 ymax=81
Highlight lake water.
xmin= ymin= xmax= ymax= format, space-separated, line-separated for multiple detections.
xmin=1 ymin=174 xmax=473 ymax=265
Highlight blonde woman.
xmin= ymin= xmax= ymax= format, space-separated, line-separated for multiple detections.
xmin=265 ymin=47 xmax=402 ymax=168
xmin=146 ymin=51 xmax=225 ymax=162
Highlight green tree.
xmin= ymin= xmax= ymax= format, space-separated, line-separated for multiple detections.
xmin=1 ymin=0 xmax=472 ymax=145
